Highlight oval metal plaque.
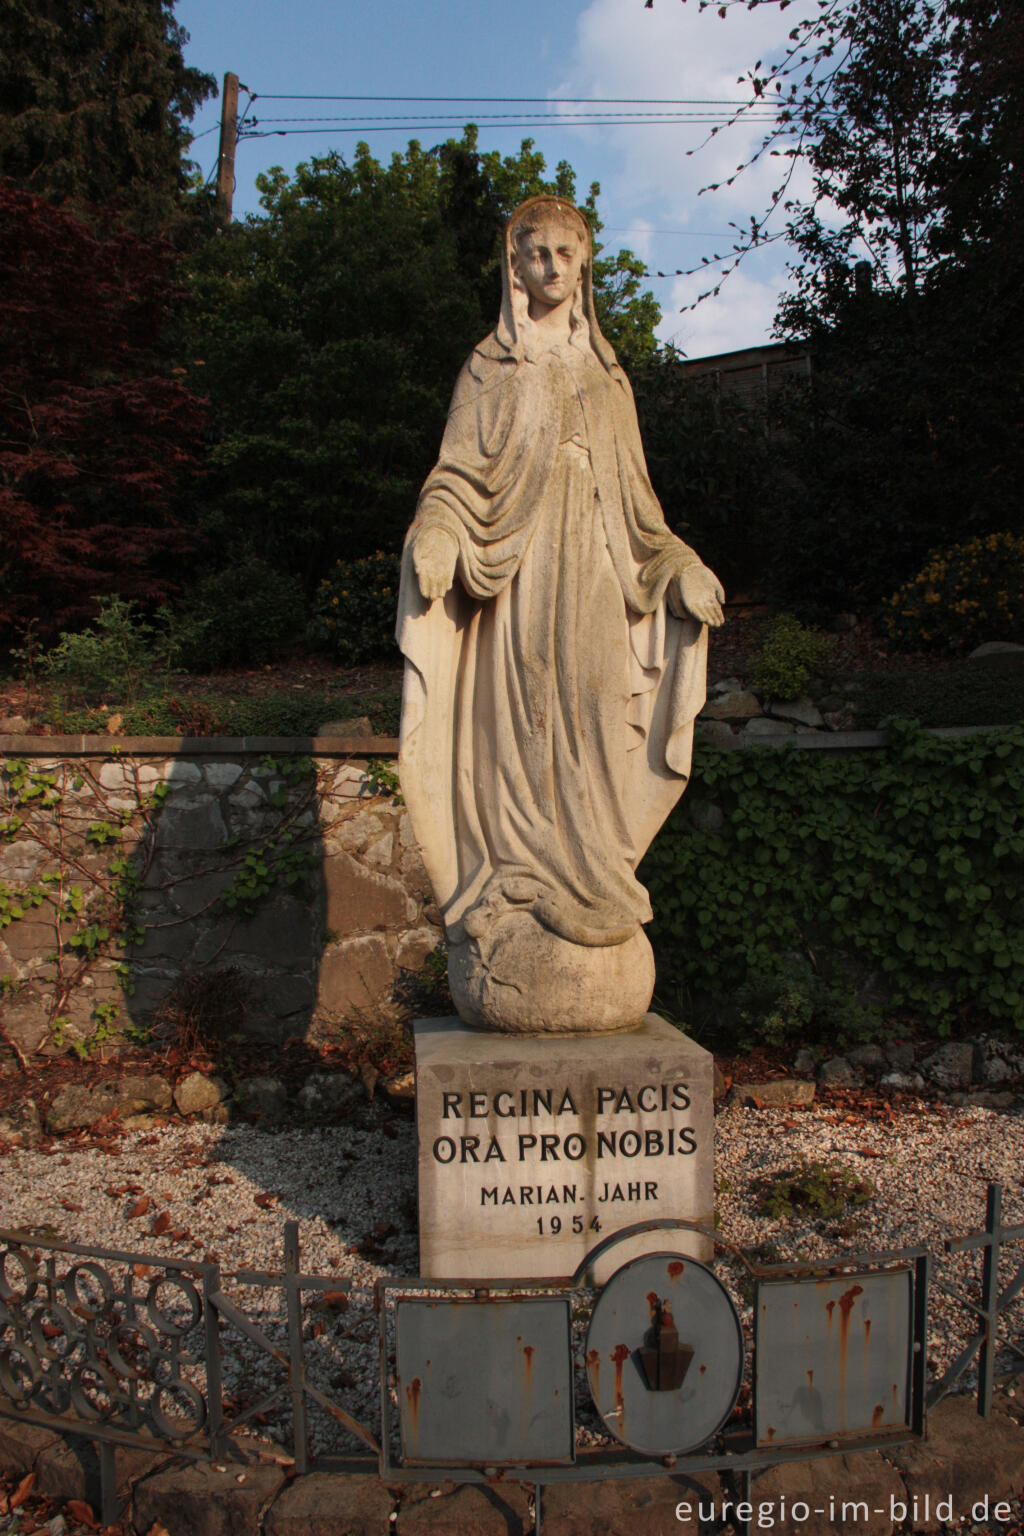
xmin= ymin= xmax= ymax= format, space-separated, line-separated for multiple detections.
xmin=585 ymin=1251 xmax=743 ymax=1456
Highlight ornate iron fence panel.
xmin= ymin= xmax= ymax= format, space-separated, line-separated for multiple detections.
xmin=1 ymin=1183 xmax=1022 ymax=1536
xmin=0 ymin=1228 xmax=225 ymax=1457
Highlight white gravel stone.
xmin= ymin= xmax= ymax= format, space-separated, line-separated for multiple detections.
xmin=2 ymin=1100 xmax=1021 ymax=1459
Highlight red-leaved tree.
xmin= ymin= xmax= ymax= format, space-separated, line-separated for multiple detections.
xmin=0 ymin=181 xmax=206 ymax=637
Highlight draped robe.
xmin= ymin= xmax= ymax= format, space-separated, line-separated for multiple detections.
xmin=397 ymin=326 xmax=707 ymax=959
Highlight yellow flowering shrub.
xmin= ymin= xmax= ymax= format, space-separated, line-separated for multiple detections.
xmin=310 ymin=549 xmax=401 ymax=665
xmin=884 ymin=532 xmax=1024 ymax=653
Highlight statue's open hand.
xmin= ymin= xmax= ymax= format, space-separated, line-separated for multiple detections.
xmin=413 ymin=526 xmax=459 ymax=601
xmin=669 ymin=564 xmax=726 ymax=627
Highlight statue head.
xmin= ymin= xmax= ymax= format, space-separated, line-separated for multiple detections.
xmin=497 ymin=196 xmax=618 ymax=373
xmin=510 ymin=201 xmax=588 ymax=319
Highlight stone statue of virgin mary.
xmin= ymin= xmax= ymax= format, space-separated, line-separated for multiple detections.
xmin=396 ymin=195 xmax=724 ymax=1035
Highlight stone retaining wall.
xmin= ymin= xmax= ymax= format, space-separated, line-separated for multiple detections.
xmin=0 ymin=723 xmax=1002 ymax=1063
xmin=0 ymin=738 xmax=439 ymax=1060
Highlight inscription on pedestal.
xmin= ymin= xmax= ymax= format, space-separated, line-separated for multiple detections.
xmin=415 ymin=1014 xmax=714 ymax=1282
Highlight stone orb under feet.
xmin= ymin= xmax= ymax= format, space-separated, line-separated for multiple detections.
xmin=447 ymin=910 xmax=654 ymax=1035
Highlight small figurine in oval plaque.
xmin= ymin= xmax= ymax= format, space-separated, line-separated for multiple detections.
xmin=397 ymin=196 xmax=724 ymax=1035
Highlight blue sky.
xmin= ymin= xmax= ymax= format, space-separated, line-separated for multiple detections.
xmin=175 ymin=0 xmax=813 ymax=356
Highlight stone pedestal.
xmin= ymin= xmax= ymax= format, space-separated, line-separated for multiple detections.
xmin=414 ymin=1014 xmax=714 ymax=1284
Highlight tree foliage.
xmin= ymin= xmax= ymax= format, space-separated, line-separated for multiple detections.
xmin=631 ymin=353 xmax=780 ymax=595
xmin=0 ymin=0 xmax=216 ymax=236
xmin=184 ymin=131 xmax=661 ymax=588
xmin=655 ymin=0 xmax=1023 ymax=616
xmin=0 ymin=183 xmax=206 ymax=638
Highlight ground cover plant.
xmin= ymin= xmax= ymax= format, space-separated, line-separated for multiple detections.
xmin=643 ymin=718 xmax=1024 ymax=1044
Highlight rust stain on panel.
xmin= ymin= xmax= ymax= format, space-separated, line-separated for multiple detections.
xmin=405 ymin=1376 xmax=422 ymax=1438
xmin=611 ymin=1342 xmax=630 ymax=1431
xmin=667 ymin=1261 xmax=685 ymax=1278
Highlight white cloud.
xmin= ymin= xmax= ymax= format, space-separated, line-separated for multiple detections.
xmin=552 ymin=0 xmax=828 ymax=354
xmin=555 ymin=0 xmax=815 ymax=222
xmin=657 ymin=265 xmax=785 ymax=357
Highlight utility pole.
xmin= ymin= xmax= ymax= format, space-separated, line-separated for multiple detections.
xmin=215 ymin=72 xmax=239 ymax=227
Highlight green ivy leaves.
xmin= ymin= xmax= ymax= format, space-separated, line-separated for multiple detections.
xmin=643 ymin=720 xmax=1024 ymax=1037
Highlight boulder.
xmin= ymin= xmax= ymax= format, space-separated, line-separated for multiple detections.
xmin=47 ymin=1083 xmax=118 ymax=1132
xmin=702 ymin=689 xmax=761 ymax=720
xmin=920 ymin=1040 xmax=975 ymax=1089
xmin=174 ymin=1071 xmax=228 ymax=1116
xmin=115 ymin=1074 xmax=173 ymax=1113
xmin=0 ymin=1097 xmax=42 ymax=1146
xmin=235 ymin=1075 xmax=289 ymax=1118
xmin=968 ymin=641 xmax=1024 ymax=660
xmin=818 ymin=1055 xmax=865 ymax=1087
xmin=296 ymin=1071 xmax=362 ymax=1119
xmin=730 ymin=1079 xmax=816 ymax=1108
xmin=766 ymin=696 xmax=825 ymax=728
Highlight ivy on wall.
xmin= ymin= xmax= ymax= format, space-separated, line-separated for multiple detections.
xmin=642 ymin=721 xmax=1024 ymax=1039
xmin=0 ymin=753 xmax=327 ymax=1063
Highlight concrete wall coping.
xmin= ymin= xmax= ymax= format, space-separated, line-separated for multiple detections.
xmin=0 ymin=734 xmax=400 ymax=758
xmin=704 ymin=722 xmax=1009 ymax=751
xmin=0 ymin=724 xmax=1009 ymax=759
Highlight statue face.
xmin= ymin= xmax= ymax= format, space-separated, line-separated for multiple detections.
xmin=514 ymin=219 xmax=586 ymax=314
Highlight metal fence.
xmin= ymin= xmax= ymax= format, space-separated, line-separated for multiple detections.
xmin=1 ymin=1183 xmax=1022 ymax=1531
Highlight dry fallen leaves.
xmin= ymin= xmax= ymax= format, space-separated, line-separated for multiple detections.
xmin=10 ymin=1470 xmax=35 ymax=1508
xmin=66 ymin=1497 xmax=100 ymax=1529
xmin=126 ymin=1195 xmax=151 ymax=1220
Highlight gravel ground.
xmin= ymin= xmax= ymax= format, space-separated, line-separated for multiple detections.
xmin=2 ymin=1098 xmax=1023 ymax=1461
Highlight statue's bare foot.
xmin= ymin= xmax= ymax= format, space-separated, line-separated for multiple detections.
xmin=413 ymin=526 xmax=459 ymax=601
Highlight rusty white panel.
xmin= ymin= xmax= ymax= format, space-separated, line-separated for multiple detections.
xmin=395 ymin=1297 xmax=573 ymax=1466
xmin=755 ymin=1268 xmax=914 ymax=1448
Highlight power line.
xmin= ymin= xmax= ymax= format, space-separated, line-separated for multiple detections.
xmin=239 ymin=120 xmax=776 ymax=138
xmin=250 ymin=94 xmax=767 ymax=105
xmin=249 ymin=111 xmax=778 ymax=123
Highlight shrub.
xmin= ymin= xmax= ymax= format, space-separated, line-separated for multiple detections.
xmin=311 ymin=550 xmax=401 ymax=665
xmin=41 ymin=597 xmax=171 ymax=706
xmin=750 ymin=613 xmax=833 ymax=699
xmin=167 ymin=557 xmax=307 ymax=670
xmin=883 ymin=532 xmax=1024 ymax=654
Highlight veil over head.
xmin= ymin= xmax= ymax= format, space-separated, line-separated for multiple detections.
xmin=495 ymin=195 xmax=620 ymax=374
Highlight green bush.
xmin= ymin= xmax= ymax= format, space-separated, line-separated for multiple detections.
xmin=642 ymin=720 xmax=1024 ymax=1040
xmin=167 ymin=557 xmax=307 ymax=670
xmin=852 ymin=659 xmax=1024 ymax=729
xmin=734 ymin=958 xmax=881 ymax=1051
xmin=41 ymin=597 xmax=171 ymax=706
xmin=311 ymin=550 xmax=401 ymax=665
xmin=750 ymin=613 xmax=833 ymax=700
xmin=883 ymin=532 xmax=1024 ymax=654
